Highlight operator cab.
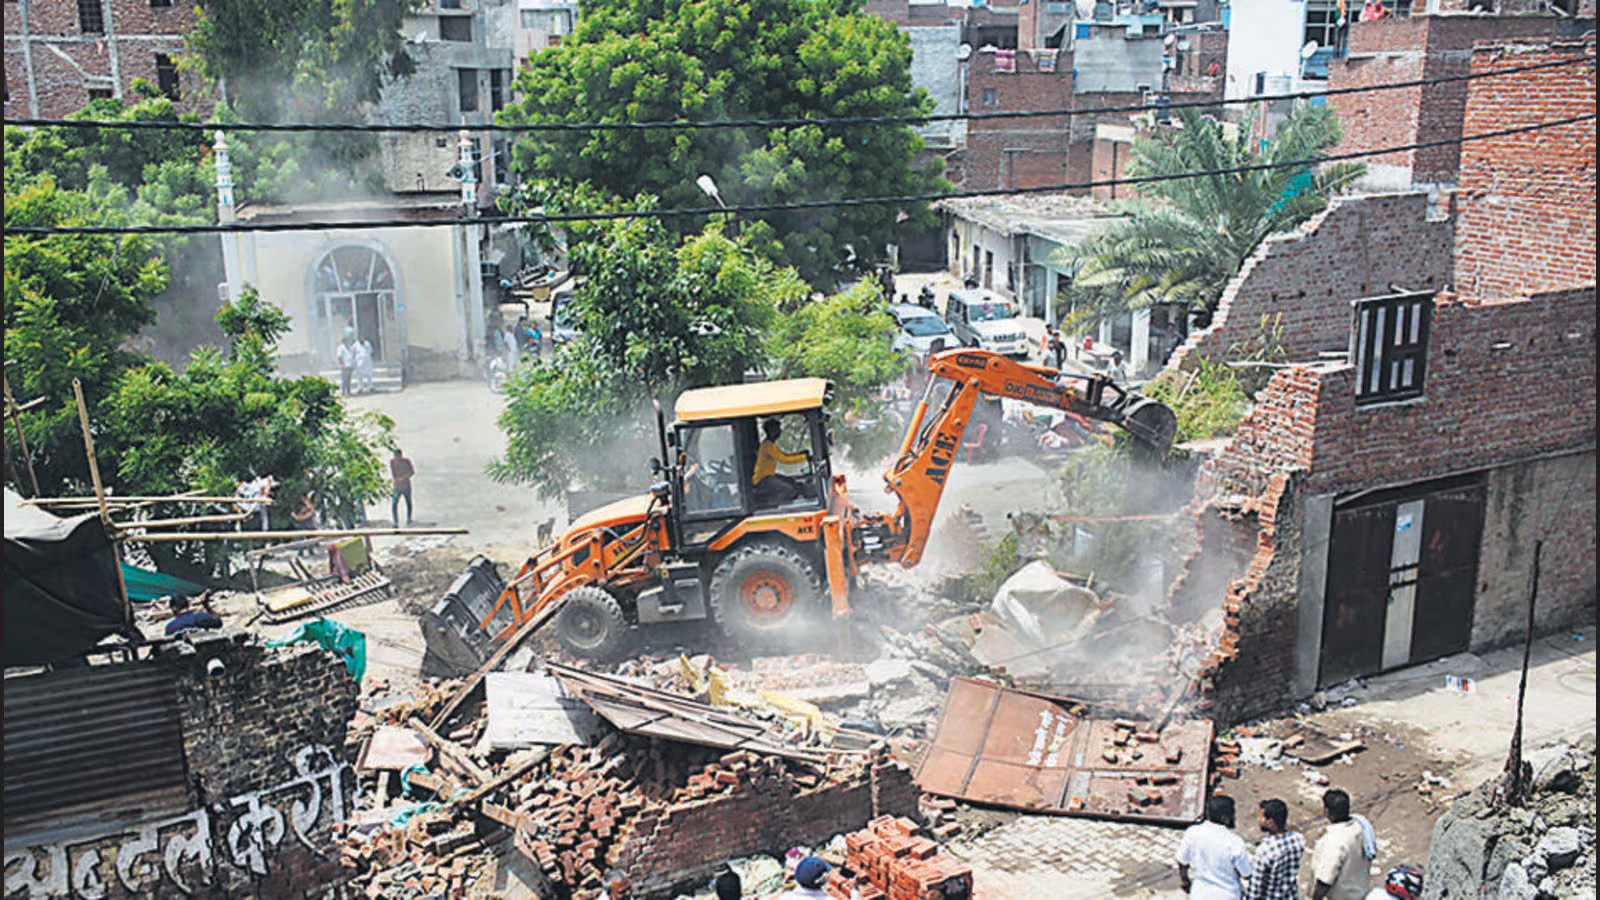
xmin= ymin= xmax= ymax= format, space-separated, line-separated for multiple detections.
xmin=667 ymin=378 xmax=833 ymax=550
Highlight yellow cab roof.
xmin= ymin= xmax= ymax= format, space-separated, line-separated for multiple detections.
xmin=675 ymin=378 xmax=830 ymax=423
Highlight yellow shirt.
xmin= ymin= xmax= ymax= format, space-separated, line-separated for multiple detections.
xmin=752 ymin=440 xmax=807 ymax=485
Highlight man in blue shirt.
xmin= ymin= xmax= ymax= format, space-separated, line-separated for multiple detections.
xmin=165 ymin=593 xmax=223 ymax=637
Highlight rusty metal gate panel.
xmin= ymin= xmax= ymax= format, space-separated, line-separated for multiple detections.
xmin=914 ymin=678 xmax=1212 ymax=825
xmin=3 ymin=661 xmax=191 ymax=844
xmin=1320 ymin=502 xmax=1395 ymax=687
xmin=1411 ymin=482 xmax=1486 ymax=663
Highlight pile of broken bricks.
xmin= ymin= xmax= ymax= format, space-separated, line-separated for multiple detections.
xmin=336 ymin=664 xmax=922 ymax=900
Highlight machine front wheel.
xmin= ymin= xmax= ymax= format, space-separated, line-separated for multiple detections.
xmin=554 ymin=585 xmax=632 ymax=660
xmin=707 ymin=542 xmax=827 ymax=650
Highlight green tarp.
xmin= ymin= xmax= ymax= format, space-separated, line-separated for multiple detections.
xmin=266 ymin=617 xmax=367 ymax=682
xmin=120 ymin=563 xmax=207 ymax=603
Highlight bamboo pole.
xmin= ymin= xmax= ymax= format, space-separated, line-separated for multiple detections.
xmin=73 ymin=379 xmax=134 ymax=632
xmin=3 ymin=374 xmax=42 ymax=498
xmin=24 ymin=494 xmax=266 ymax=506
xmin=129 ymin=526 xmax=468 ymax=543
xmin=112 ymin=511 xmax=254 ymax=530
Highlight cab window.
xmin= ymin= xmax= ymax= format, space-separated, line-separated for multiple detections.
xmin=680 ymin=424 xmax=742 ymax=518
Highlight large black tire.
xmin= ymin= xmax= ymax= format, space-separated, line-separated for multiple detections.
xmin=707 ymin=542 xmax=826 ymax=649
xmin=554 ymin=586 xmax=632 ymax=660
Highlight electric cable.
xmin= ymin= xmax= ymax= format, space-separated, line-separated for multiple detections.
xmin=4 ymin=112 xmax=1590 ymax=237
xmin=2 ymin=54 xmax=1590 ymax=135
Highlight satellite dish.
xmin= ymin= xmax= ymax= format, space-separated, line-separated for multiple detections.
xmin=957 ymin=43 xmax=973 ymax=61
xmin=1300 ymin=40 xmax=1320 ymax=60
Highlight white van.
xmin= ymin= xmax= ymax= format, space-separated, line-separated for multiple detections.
xmin=944 ymin=289 xmax=1029 ymax=358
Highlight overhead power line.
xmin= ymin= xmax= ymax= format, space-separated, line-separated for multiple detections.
xmin=3 ymin=113 xmax=1591 ymax=238
xmin=2 ymin=55 xmax=1591 ymax=135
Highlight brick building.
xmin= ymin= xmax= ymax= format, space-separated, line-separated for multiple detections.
xmin=3 ymin=633 xmax=360 ymax=897
xmin=4 ymin=0 xmax=206 ymax=119
xmin=1169 ymin=36 xmax=1595 ymax=723
xmin=1327 ymin=12 xmax=1595 ymax=190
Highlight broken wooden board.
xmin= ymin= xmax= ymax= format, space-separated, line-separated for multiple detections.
xmin=359 ymin=725 xmax=433 ymax=773
xmin=1285 ymin=728 xmax=1366 ymax=765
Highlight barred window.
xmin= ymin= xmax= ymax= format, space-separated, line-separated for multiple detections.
xmin=1351 ymin=292 xmax=1431 ymax=404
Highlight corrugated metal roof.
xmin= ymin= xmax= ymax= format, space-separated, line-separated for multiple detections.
xmin=3 ymin=661 xmax=192 ymax=845
xmin=548 ymin=663 xmax=836 ymax=764
xmin=914 ymin=678 xmax=1212 ymax=825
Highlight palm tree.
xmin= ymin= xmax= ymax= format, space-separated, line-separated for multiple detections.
xmin=1059 ymin=103 xmax=1364 ymax=325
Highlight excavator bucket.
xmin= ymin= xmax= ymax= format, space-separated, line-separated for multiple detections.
xmin=1118 ymin=395 xmax=1179 ymax=460
xmin=420 ymin=555 xmax=510 ymax=676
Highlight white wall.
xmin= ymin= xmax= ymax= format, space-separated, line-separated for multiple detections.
xmin=1223 ymin=0 xmax=1307 ymax=100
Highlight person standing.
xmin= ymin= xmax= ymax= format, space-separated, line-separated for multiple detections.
xmin=390 ymin=448 xmax=415 ymax=526
xmin=1108 ymin=350 xmax=1127 ymax=384
xmin=1311 ymin=789 xmax=1371 ymax=900
xmin=336 ymin=332 xmax=357 ymax=396
xmin=1175 ymin=794 xmax=1252 ymax=899
xmin=503 ymin=322 xmax=521 ymax=372
xmin=355 ymin=338 xmax=376 ymax=394
xmin=1248 ymin=799 xmax=1305 ymax=900
xmin=1039 ymin=323 xmax=1059 ymax=364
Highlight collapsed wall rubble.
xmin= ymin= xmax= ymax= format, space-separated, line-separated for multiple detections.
xmin=338 ymin=671 xmax=919 ymax=900
xmin=1423 ymin=737 xmax=1597 ymax=900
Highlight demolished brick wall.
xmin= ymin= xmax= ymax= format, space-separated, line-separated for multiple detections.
xmin=1453 ymin=37 xmax=1597 ymax=303
xmin=607 ymin=751 xmax=919 ymax=898
xmin=1171 ymin=193 xmax=1455 ymax=371
xmin=2 ymin=634 xmax=360 ymax=899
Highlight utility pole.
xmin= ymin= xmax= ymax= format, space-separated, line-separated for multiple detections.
xmin=1499 ymin=540 xmax=1542 ymax=807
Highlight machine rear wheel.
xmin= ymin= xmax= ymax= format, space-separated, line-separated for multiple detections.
xmin=554 ymin=586 xmax=632 ymax=660
xmin=708 ymin=542 xmax=826 ymax=649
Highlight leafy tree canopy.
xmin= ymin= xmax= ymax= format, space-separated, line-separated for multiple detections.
xmin=1059 ymin=104 xmax=1364 ymax=324
xmin=499 ymin=0 xmax=947 ymax=287
xmin=491 ymin=220 xmax=905 ymax=498
xmin=188 ymin=0 xmax=420 ymax=124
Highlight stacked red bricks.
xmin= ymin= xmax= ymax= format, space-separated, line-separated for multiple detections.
xmin=825 ymin=815 xmax=973 ymax=900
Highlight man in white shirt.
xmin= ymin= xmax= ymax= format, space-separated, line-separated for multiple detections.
xmin=336 ymin=333 xmax=357 ymax=396
xmin=355 ymin=338 xmax=375 ymax=394
xmin=1311 ymin=789 xmax=1371 ymax=900
xmin=1176 ymin=794 xmax=1252 ymax=899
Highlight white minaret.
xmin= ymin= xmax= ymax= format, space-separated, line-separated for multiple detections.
xmin=214 ymin=130 xmax=243 ymax=304
xmin=457 ymin=128 xmax=478 ymax=208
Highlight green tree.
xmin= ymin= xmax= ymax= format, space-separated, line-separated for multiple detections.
xmin=188 ymin=0 xmax=419 ymax=124
xmin=499 ymin=0 xmax=947 ymax=287
xmin=491 ymin=221 xmax=798 ymax=497
xmin=101 ymin=290 xmax=393 ymax=578
xmin=1060 ymin=104 xmax=1364 ymax=324
xmin=767 ymin=281 xmax=908 ymax=466
xmin=3 ymin=175 xmax=166 ymax=492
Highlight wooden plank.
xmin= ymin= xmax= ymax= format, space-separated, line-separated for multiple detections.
xmin=428 ymin=593 xmax=568 ymax=731
xmin=478 ymin=800 xmax=526 ymax=830
xmin=408 ymin=718 xmax=491 ymax=787
xmin=1286 ymin=729 xmax=1366 ymax=765
xmin=448 ymin=748 xmax=549 ymax=813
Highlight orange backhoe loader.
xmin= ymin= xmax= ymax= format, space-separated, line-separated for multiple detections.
xmin=420 ymin=349 xmax=1177 ymax=673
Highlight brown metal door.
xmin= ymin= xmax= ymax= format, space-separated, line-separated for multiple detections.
xmin=1320 ymin=502 xmax=1395 ymax=687
xmin=1410 ymin=483 xmax=1486 ymax=663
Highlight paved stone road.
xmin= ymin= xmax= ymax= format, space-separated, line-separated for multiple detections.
xmin=946 ymin=814 xmax=1188 ymax=899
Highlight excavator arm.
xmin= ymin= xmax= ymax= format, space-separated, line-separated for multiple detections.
xmin=858 ymin=348 xmax=1177 ymax=568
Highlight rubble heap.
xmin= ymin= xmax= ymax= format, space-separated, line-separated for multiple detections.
xmin=826 ymin=815 xmax=974 ymax=900
xmin=1424 ymin=736 xmax=1597 ymax=900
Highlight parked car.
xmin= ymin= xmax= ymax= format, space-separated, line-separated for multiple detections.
xmin=944 ymin=288 xmax=1029 ymax=358
xmin=550 ymin=288 xmax=582 ymax=348
xmin=888 ymin=303 xmax=955 ymax=355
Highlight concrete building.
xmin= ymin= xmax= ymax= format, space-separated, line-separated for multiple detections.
xmin=1172 ymin=37 xmax=1596 ymax=723
xmin=940 ymin=193 xmax=1190 ymax=376
xmin=379 ymin=0 xmax=525 ymax=202
xmin=3 ymin=0 xmax=206 ymax=119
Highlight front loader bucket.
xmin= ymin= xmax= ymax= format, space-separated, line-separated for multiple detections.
xmin=1119 ymin=395 xmax=1178 ymax=461
xmin=420 ymin=555 xmax=508 ymax=676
